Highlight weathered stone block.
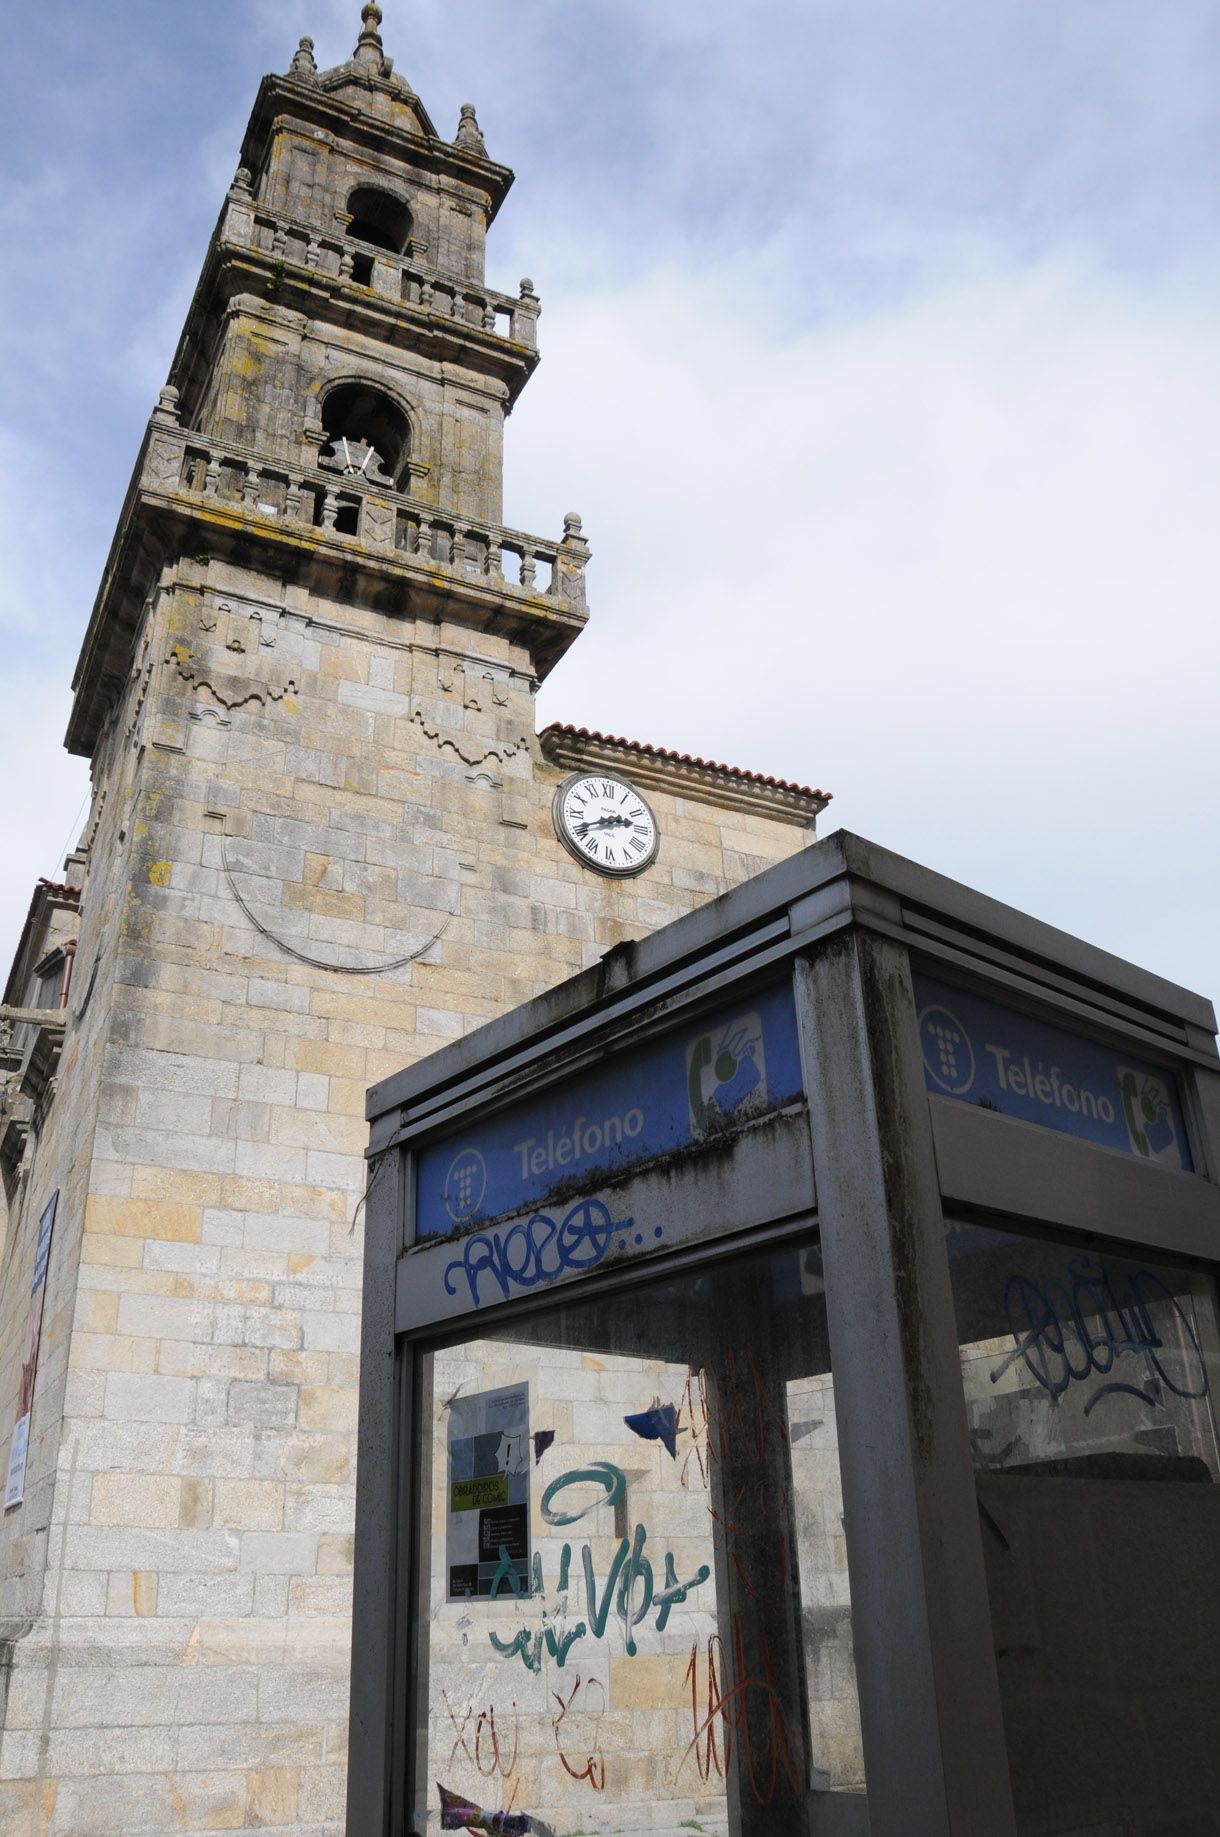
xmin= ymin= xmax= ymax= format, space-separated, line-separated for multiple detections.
xmin=104 ymin=1372 xmax=194 ymax=1424
xmin=91 ymin=1472 xmax=182 ymax=1529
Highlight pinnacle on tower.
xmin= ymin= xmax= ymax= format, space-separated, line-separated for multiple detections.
xmin=289 ymin=35 xmax=318 ymax=79
xmin=354 ymin=1 xmax=386 ymax=70
xmin=455 ymin=102 xmax=486 ymax=154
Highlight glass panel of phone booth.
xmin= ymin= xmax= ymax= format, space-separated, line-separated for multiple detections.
xmin=947 ymin=1220 xmax=1220 ymax=1836
xmin=409 ymin=1240 xmax=867 ymax=1837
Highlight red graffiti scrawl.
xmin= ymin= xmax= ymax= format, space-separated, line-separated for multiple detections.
xmin=437 ymin=1782 xmax=531 ymax=1834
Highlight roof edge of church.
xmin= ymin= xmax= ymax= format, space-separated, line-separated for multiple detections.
xmin=3 ymin=880 xmax=81 ymax=1009
xmin=539 ymin=723 xmax=830 ymax=826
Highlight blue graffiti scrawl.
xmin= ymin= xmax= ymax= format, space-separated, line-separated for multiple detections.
xmin=993 ymin=1255 xmax=1210 ymax=1417
xmin=443 ymin=1198 xmax=640 ymax=1307
xmin=624 ymin=1402 xmax=682 ymax=1459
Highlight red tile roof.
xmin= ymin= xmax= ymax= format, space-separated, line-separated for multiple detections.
xmin=3 ymin=880 xmax=81 ymax=1007
xmin=540 ymin=724 xmax=830 ymax=802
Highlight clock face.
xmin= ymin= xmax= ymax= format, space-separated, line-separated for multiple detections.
xmin=553 ymin=773 xmax=659 ymax=877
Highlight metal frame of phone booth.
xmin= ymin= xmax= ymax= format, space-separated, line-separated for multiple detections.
xmin=349 ymin=830 xmax=1220 ymax=1837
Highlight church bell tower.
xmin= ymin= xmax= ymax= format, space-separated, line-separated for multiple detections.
xmin=0 ymin=11 xmax=824 ymax=1832
xmin=68 ymin=0 xmax=590 ymax=768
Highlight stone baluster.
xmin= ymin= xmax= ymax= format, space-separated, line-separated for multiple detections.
xmin=519 ymin=549 xmax=537 ymax=593
xmin=271 ymin=225 xmax=288 ymax=257
xmin=242 ymin=468 xmax=262 ymax=507
xmin=415 ymin=516 xmax=432 ymax=560
xmin=482 ymin=301 xmax=496 ymax=332
xmin=203 ymin=455 xmax=221 ymax=497
xmin=320 ymin=489 xmax=339 ymax=531
xmin=339 ymin=249 xmax=354 ymax=279
xmin=511 ymin=277 xmax=540 ymax=349
xmin=554 ymin=512 xmax=591 ymax=609
xmin=486 ymin=537 xmax=503 ymax=580
xmin=301 ymin=417 xmax=326 ymax=472
xmin=305 ymin=237 xmax=320 ymax=269
xmin=420 ymin=278 xmax=434 ymax=310
xmin=452 ymin=526 xmax=467 ymax=572
xmin=285 ymin=479 xmax=302 ymax=522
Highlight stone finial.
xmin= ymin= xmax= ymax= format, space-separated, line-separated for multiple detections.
xmin=519 ymin=277 xmax=537 ymax=300
xmin=230 ymin=166 xmax=253 ymax=196
xmin=289 ymin=36 xmax=318 ymax=79
xmin=153 ymin=385 xmax=181 ymax=424
xmin=556 ymin=512 xmax=590 ymax=610
xmin=455 ymin=102 xmax=486 ymax=154
xmin=354 ymin=1 xmax=385 ymax=69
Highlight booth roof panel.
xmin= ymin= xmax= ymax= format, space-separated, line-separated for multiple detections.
xmin=366 ymin=830 xmax=1218 ymax=1125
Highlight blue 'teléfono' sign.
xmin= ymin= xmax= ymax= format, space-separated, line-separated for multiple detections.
xmin=912 ymin=973 xmax=1193 ymax=1172
xmin=416 ymin=982 xmax=805 ymax=1239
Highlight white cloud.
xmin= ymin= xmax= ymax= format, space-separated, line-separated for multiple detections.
xmin=0 ymin=683 xmax=91 ymax=967
xmin=2 ymin=0 xmax=1217 ymax=1005
xmin=520 ymin=255 xmax=1220 ymax=992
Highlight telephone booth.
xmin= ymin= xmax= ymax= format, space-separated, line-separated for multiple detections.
xmin=349 ymin=832 xmax=1220 ymax=1837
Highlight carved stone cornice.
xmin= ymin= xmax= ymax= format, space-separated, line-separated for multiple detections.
xmin=539 ymin=725 xmax=830 ymax=830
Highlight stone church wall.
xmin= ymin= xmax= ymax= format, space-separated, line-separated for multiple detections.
xmin=0 ymin=13 xmax=824 ymax=1824
xmin=0 ymin=552 xmax=810 ymax=1830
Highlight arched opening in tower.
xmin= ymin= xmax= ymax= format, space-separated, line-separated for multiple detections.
xmin=346 ymin=186 xmax=413 ymax=256
xmin=318 ymin=383 xmax=412 ymax=492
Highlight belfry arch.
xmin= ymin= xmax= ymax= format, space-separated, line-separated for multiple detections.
xmin=317 ymin=380 xmax=413 ymax=490
xmin=346 ymin=184 xmax=413 ymax=255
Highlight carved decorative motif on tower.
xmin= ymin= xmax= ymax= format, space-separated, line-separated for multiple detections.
xmin=0 ymin=10 xmax=829 ymax=1832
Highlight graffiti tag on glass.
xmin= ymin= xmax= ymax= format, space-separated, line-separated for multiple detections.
xmin=992 ymin=1254 xmax=1210 ymax=1416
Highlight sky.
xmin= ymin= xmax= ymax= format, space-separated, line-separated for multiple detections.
xmin=2 ymin=0 xmax=1218 ymax=1000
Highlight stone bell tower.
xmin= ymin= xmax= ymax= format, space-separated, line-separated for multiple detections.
xmin=0 ymin=9 xmax=825 ymax=1832
xmin=68 ymin=0 xmax=590 ymax=770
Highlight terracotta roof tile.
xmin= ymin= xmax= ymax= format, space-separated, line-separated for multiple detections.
xmin=3 ymin=880 xmax=81 ymax=1007
xmin=540 ymin=724 xmax=830 ymax=803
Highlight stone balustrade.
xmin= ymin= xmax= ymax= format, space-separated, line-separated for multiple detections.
xmin=143 ymin=407 xmax=588 ymax=610
xmin=221 ymin=191 xmax=539 ymax=348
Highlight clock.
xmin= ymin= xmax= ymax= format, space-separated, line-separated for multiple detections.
xmin=553 ymin=772 xmax=659 ymax=877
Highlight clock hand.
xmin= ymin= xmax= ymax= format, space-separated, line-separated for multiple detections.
xmin=574 ymin=813 xmax=639 ymax=838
